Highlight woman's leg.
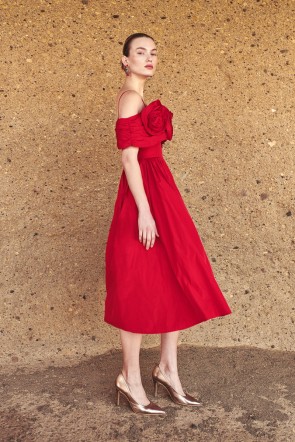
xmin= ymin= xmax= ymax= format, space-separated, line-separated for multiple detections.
xmin=159 ymin=331 xmax=185 ymax=395
xmin=120 ymin=329 xmax=150 ymax=405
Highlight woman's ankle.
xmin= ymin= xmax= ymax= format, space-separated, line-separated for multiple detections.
xmin=159 ymin=361 xmax=179 ymax=376
xmin=122 ymin=368 xmax=142 ymax=385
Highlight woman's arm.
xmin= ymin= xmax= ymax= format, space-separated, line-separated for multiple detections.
xmin=118 ymin=90 xmax=159 ymax=250
xmin=122 ymin=147 xmax=159 ymax=250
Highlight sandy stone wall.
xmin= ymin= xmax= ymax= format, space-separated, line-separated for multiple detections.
xmin=1 ymin=0 xmax=294 ymax=370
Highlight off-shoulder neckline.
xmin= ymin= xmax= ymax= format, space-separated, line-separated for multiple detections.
xmin=116 ymin=99 xmax=159 ymax=122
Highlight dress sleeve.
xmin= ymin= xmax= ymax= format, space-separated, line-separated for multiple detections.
xmin=115 ymin=114 xmax=168 ymax=150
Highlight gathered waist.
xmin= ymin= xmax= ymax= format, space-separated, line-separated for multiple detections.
xmin=138 ymin=144 xmax=163 ymax=161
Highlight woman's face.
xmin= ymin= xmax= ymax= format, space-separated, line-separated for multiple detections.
xmin=123 ymin=37 xmax=158 ymax=77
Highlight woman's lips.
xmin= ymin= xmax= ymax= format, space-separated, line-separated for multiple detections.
xmin=145 ymin=66 xmax=153 ymax=69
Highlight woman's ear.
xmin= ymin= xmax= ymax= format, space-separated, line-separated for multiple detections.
xmin=121 ymin=56 xmax=128 ymax=67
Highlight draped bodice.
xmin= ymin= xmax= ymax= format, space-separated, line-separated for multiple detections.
xmin=115 ymin=99 xmax=173 ymax=159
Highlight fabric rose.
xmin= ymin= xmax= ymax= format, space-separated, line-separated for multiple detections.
xmin=141 ymin=100 xmax=173 ymax=140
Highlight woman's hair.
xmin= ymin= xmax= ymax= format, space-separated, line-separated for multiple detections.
xmin=121 ymin=33 xmax=155 ymax=72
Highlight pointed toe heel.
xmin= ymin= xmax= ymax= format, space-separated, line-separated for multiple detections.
xmin=152 ymin=364 xmax=202 ymax=407
xmin=115 ymin=372 xmax=166 ymax=416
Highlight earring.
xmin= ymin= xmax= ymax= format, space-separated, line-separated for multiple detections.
xmin=124 ymin=65 xmax=130 ymax=76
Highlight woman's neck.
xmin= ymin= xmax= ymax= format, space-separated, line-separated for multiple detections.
xmin=122 ymin=75 xmax=147 ymax=98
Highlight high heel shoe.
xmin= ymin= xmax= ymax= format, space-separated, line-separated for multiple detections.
xmin=115 ymin=372 xmax=166 ymax=415
xmin=152 ymin=364 xmax=202 ymax=406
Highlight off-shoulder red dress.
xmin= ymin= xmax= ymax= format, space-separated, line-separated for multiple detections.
xmin=104 ymin=97 xmax=231 ymax=333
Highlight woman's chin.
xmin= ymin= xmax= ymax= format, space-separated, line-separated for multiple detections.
xmin=133 ymin=70 xmax=156 ymax=79
xmin=144 ymin=71 xmax=155 ymax=79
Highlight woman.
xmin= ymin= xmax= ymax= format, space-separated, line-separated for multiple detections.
xmin=104 ymin=33 xmax=231 ymax=415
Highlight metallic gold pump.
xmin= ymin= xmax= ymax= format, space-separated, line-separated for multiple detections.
xmin=115 ymin=372 xmax=166 ymax=415
xmin=152 ymin=364 xmax=202 ymax=406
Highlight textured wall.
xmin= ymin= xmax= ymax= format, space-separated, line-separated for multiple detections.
xmin=1 ymin=0 xmax=294 ymax=371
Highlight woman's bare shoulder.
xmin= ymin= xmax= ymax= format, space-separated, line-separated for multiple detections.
xmin=117 ymin=90 xmax=144 ymax=119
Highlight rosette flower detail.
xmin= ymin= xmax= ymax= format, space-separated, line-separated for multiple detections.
xmin=141 ymin=100 xmax=173 ymax=141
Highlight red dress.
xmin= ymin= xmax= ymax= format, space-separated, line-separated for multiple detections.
xmin=104 ymin=98 xmax=231 ymax=333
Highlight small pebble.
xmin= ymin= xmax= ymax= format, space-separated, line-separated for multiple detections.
xmin=260 ymin=193 xmax=268 ymax=200
xmin=268 ymin=141 xmax=276 ymax=147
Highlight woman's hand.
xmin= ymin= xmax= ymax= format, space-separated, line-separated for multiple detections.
xmin=138 ymin=209 xmax=159 ymax=250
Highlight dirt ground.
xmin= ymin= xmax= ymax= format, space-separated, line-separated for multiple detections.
xmin=1 ymin=345 xmax=294 ymax=442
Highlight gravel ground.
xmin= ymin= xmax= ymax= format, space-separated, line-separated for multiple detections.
xmin=1 ymin=345 xmax=294 ymax=441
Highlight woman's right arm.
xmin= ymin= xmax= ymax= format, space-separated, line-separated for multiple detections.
xmin=118 ymin=91 xmax=159 ymax=250
xmin=122 ymin=148 xmax=159 ymax=250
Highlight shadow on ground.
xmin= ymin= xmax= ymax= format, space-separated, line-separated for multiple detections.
xmin=1 ymin=345 xmax=294 ymax=441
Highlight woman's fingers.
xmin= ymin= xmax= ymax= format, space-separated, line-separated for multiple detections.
xmin=143 ymin=229 xmax=157 ymax=250
xmin=150 ymin=231 xmax=156 ymax=248
xmin=138 ymin=214 xmax=159 ymax=249
xmin=142 ymin=231 xmax=147 ymax=246
xmin=145 ymin=230 xmax=152 ymax=250
xmin=139 ymin=228 xmax=156 ymax=249
xmin=141 ymin=229 xmax=148 ymax=248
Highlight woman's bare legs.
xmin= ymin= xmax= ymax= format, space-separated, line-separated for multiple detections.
xmin=120 ymin=329 xmax=150 ymax=405
xmin=159 ymin=331 xmax=185 ymax=395
xmin=119 ymin=329 xmax=185 ymax=404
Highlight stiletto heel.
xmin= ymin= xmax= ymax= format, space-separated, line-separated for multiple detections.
xmin=115 ymin=372 xmax=166 ymax=415
xmin=116 ymin=389 xmax=120 ymax=406
xmin=153 ymin=380 xmax=158 ymax=397
xmin=152 ymin=364 xmax=202 ymax=406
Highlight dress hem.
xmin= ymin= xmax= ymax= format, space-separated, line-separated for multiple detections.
xmin=104 ymin=311 xmax=231 ymax=335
